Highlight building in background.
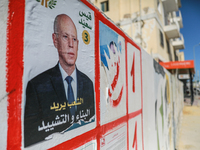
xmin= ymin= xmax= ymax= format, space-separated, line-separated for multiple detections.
xmin=91 ymin=0 xmax=185 ymax=64
xmin=91 ymin=0 xmax=197 ymax=103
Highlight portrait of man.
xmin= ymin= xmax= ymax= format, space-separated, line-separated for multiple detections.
xmin=24 ymin=14 xmax=95 ymax=147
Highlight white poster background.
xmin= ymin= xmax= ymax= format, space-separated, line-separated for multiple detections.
xmin=142 ymin=50 xmax=171 ymax=150
xmin=127 ymin=43 xmax=142 ymax=113
xmin=100 ymin=124 xmax=127 ymax=150
xmin=142 ymin=51 xmax=157 ymax=150
xmin=75 ymin=140 xmax=97 ymax=150
xmin=154 ymin=69 xmax=171 ymax=150
xmin=23 ymin=0 xmax=95 ymax=149
xmin=128 ymin=115 xmax=143 ymax=150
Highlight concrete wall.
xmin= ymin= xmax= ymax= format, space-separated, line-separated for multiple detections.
xmin=0 ymin=0 xmax=183 ymax=149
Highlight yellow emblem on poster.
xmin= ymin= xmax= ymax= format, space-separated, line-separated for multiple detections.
xmin=82 ymin=30 xmax=90 ymax=45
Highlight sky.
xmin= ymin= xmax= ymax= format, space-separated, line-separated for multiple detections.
xmin=180 ymin=0 xmax=200 ymax=80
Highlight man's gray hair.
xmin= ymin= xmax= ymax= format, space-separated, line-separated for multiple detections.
xmin=53 ymin=15 xmax=59 ymax=33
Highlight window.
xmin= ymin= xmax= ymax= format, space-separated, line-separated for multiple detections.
xmin=101 ymin=1 xmax=109 ymax=12
xmin=167 ymin=40 xmax=172 ymax=61
xmin=157 ymin=0 xmax=162 ymax=14
xmin=166 ymin=40 xmax=170 ymax=53
xmin=157 ymin=0 xmax=159 ymax=7
xmin=174 ymin=51 xmax=178 ymax=61
xmin=160 ymin=30 xmax=164 ymax=47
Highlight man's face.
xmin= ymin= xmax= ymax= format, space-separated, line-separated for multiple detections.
xmin=53 ymin=16 xmax=79 ymax=68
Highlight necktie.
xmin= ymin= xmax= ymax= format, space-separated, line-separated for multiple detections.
xmin=65 ymin=76 xmax=75 ymax=116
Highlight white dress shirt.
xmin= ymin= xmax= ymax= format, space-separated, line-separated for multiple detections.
xmin=59 ymin=63 xmax=77 ymax=102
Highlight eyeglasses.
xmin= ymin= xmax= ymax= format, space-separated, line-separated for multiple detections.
xmin=54 ymin=33 xmax=78 ymax=43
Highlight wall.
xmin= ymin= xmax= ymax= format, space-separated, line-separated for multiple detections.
xmin=178 ymin=51 xmax=185 ymax=61
xmin=0 ymin=0 xmax=183 ymax=150
xmin=0 ymin=0 xmax=8 ymax=149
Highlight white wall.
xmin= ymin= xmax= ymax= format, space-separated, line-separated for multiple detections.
xmin=0 ymin=0 xmax=8 ymax=149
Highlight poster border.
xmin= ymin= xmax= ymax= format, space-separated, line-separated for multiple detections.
xmin=6 ymin=0 xmax=25 ymax=149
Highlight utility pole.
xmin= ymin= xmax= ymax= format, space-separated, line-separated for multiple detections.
xmin=193 ymin=43 xmax=200 ymax=96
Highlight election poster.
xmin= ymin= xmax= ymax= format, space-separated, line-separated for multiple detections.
xmin=75 ymin=140 xmax=97 ymax=150
xmin=99 ymin=21 xmax=126 ymax=125
xmin=23 ymin=0 xmax=95 ymax=149
xmin=128 ymin=115 xmax=143 ymax=150
xmin=100 ymin=125 xmax=127 ymax=150
xmin=127 ymin=43 xmax=142 ymax=113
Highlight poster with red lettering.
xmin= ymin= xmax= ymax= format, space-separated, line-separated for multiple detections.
xmin=99 ymin=21 xmax=126 ymax=125
xmin=127 ymin=43 xmax=142 ymax=113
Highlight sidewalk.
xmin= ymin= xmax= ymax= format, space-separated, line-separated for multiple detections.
xmin=177 ymin=96 xmax=200 ymax=150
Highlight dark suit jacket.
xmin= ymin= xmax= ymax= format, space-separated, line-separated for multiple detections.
xmin=24 ymin=64 xmax=95 ymax=147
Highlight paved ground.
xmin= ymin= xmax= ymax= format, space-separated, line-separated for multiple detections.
xmin=177 ymin=96 xmax=200 ymax=150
